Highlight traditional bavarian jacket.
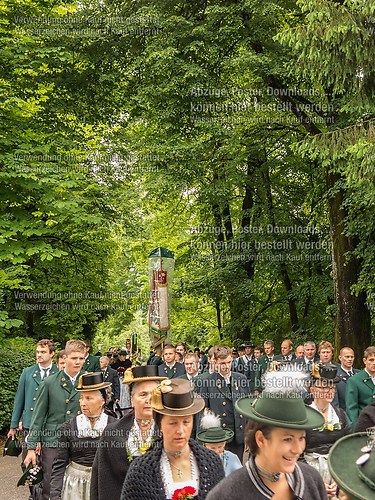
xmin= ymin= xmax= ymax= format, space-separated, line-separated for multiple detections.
xmin=158 ymin=361 xmax=186 ymax=379
xmin=10 ymin=363 xmax=58 ymax=429
xmin=206 ymin=455 xmax=327 ymax=500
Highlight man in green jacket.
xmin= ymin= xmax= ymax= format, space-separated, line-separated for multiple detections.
xmin=8 ymin=339 xmax=57 ymax=448
xmin=24 ymin=339 xmax=86 ymax=500
xmin=82 ymin=339 xmax=101 ymax=372
xmin=346 ymin=346 xmax=375 ymax=429
xmin=7 ymin=339 xmax=57 ymax=497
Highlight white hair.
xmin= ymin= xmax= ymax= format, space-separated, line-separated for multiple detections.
xmin=262 ymin=365 xmax=309 ymax=395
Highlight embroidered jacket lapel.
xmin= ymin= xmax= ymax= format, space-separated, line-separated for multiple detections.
xmin=362 ymin=374 xmax=375 ymax=391
xmin=60 ymin=374 xmax=73 ymax=394
xmin=32 ymin=367 xmax=42 ymax=385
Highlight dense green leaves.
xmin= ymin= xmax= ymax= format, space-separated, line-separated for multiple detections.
xmin=0 ymin=0 xmax=373 ymax=356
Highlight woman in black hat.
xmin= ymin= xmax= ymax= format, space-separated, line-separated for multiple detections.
xmin=121 ymin=379 xmax=225 ymax=500
xmin=206 ymin=367 xmax=328 ymax=500
xmin=90 ymin=365 xmax=166 ymax=500
xmin=303 ymin=363 xmax=351 ymax=498
xmin=49 ymin=372 xmax=116 ymax=500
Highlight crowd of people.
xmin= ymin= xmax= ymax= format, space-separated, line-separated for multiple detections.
xmin=6 ymin=337 xmax=375 ymax=500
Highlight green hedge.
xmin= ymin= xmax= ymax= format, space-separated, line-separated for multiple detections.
xmin=0 ymin=338 xmax=35 ymax=433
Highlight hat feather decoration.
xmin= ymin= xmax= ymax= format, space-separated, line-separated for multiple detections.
xmin=151 ymin=379 xmax=172 ymax=410
xmin=123 ymin=368 xmax=134 ymax=384
xmin=311 ymin=363 xmax=321 ymax=379
xmin=261 ymin=365 xmax=309 ymax=395
xmin=200 ymin=411 xmax=221 ymax=430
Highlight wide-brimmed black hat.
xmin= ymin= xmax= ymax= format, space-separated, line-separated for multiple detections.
xmin=3 ymin=436 xmax=22 ymax=457
xmin=123 ymin=365 xmax=167 ymax=384
xmin=328 ymin=433 xmax=375 ymax=500
xmin=311 ymin=362 xmax=340 ymax=384
xmin=17 ymin=463 xmax=43 ymax=487
xmin=151 ymin=379 xmax=205 ymax=416
xmin=76 ymin=372 xmax=111 ymax=391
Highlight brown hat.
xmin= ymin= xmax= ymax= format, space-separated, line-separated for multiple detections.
xmin=151 ymin=379 xmax=205 ymax=416
xmin=123 ymin=365 xmax=167 ymax=384
xmin=76 ymin=372 xmax=111 ymax=391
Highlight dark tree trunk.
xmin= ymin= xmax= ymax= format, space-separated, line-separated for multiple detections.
xmin=327 ymin=171 xmax=371 ymax=362
xmin=240 ymin=159 xmax=256 ymax=280
xmin=266 ymin=76 xmax=371 ymax=355
xmin=262 ymin=167 xmax=300 ymax=332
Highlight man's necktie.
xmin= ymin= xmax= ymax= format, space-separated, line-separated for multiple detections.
xmin=41 ymin=368 xmax=49 ymax=380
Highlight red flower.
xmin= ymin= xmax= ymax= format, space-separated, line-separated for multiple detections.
xmin=171 ymin=486 xmax=196 ymax=500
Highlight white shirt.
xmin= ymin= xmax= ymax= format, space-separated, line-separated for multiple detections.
xmin=365 ymin=369 xmax=375 ymax=385
xmin=64 ymin=371 xmax=78 ymax=385
xmin=160 ymin=450 xmax=199 ymax=499
xmin=39 ymin=364 xmax=52 ymax=379
xmin=340 ymin=367 xmax=353 ymax=376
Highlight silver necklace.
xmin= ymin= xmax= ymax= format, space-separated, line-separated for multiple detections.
xmin=164 ymin=446 xmax=188 ymax=458
xmin=255 ymin=459 xmax=282 ymax=482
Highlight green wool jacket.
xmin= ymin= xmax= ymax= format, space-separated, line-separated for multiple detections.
xmin=27 ymin=369 xmax=84 ymax=449
xmin=82 ymin=354 xmax=101 ymax=373
xmin=10 ymin=364 xmax=58 ymax=429
xmin=346 ymin=369 xmax=375 ymax=429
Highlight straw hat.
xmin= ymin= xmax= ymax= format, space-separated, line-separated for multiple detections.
xmin=151 ymin=379 xmax=205 ymax=416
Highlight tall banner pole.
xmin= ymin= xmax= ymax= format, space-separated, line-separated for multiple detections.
xmin=148 ymin=247 xmax=175 ymax=349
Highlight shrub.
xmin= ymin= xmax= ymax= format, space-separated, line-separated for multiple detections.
xmin=0 ymin=337 xmax=35 ymax=433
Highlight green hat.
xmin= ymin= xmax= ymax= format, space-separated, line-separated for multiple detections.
xmin=235 ymin=368 xmax=323 ymax=430
xmin=328 ymin=432 xmax=375 ymax=500
xmin=3 ymin=436 xmax=22 ymax=457
xmin=17 ymin=462 xmax=43 ymax=487
xmin=235 ymin=394 xmax=323 ymax=430
xmin=197 ymin=411 xmax=234 ymax=443
xmin=197 ymin=427 xmax=234 ymax=443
